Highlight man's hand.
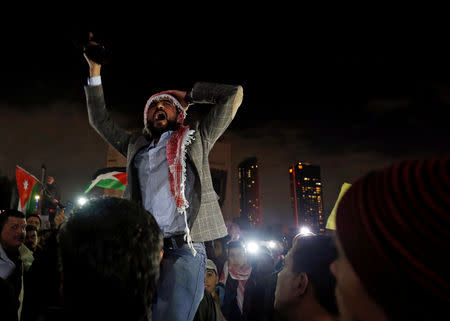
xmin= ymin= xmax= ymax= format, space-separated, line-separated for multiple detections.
xmin=54 ymin=210 xmax=66 ymax=229
xmin=83 ymin=32 xmax=102 ymax=77
xmin=158 ymin=90 xmax=190 ymax=109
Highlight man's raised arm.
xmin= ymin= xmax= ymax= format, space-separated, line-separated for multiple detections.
xmin=83 ymin=44 xmax=130 ymax=156
xmin=191 ymin=82 xmax=244 ymax=150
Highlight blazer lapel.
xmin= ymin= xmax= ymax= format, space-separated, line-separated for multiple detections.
xmin=130 ymin=135 xmax=152 ymax=159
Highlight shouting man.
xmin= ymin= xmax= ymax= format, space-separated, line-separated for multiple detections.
xmin=82 ymin=36 xmax=243 ymax=321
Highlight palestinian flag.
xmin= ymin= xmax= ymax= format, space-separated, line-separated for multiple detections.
xmin=16 ymin=165 xmax=40 ymax=213
xmin=85 ymin=167 xmax=127 ymax=193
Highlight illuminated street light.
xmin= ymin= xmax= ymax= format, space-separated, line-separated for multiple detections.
xmin=77 ymin=197 xmax=88 ymax=206
xmin=268 ymin=240 xmax=276 ymax=249
xmin=34 ymin=194 xmax=40 ymax=211
xmin=299 ymin=226 xmax=313 ymax=236
xmin=246 ymin=241 xmax=259 ymax=254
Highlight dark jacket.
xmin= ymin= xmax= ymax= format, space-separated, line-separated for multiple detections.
xmin=194 ymin=290 xmax=224 ymax=321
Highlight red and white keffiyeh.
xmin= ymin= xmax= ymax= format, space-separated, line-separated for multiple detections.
xmin=219 ymin=260 xmax=252 ymax=313
xmin=144 ymin=93 xmax=196 ymax=255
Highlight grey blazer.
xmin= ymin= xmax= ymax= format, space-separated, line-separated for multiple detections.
xmin=84 ymin=82 xmax=244 ymax=242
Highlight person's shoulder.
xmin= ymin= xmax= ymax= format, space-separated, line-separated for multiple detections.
xmin=203 ymin=290 xmax=216 ymax=304
xmin=128 ymin=131 xmax=149 ymax=144
xmin=194 ymin=290 xmax=218 ymax=321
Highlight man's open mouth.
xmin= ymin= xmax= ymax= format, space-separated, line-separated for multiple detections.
xmin=154 ymin=110 xmax=167 ymax=121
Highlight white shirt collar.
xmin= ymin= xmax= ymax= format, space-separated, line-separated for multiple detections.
xmin=150 ymin=130 xmax=173 ymax=148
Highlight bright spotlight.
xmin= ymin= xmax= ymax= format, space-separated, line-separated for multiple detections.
xmin=299 ymin=226 xmax=313 ymax=236
xmin=246 ymin=241 xmax=259 ymax=254
xmin=77 ymin=197 xmax=88 ymax=206
xmin=268 ymin=241 xmax=276 ymax=249
xmin=34 ymin=195 xmax=40 ymax=200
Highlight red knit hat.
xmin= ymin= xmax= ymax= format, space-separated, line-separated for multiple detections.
xmin=336 ymin=155 xmax=450 ymax=320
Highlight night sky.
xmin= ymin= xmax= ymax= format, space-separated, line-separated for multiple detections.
xmin=1 ymin=15 xmax=449 ymax=226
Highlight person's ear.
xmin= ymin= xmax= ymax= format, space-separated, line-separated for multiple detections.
xmin=330 ymin=260 xmax=337 ymax=276
xmin=293 ymin=272 xmax=309 ymax=297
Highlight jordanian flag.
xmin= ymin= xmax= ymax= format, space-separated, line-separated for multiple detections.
xmin=16 ymin=165 xmax=40 ymax=213
xmin=85 ymin=167 xmax=127 ymax=193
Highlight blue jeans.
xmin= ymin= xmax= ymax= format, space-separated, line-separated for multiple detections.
xmin=152 ymin=242 xmax=206 ymax=321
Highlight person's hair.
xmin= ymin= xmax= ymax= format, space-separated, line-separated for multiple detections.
xmin=291 ymin=234 xmax=338 ymax=315
xmin=26 ymin=214 xmax=42 ymax=226
xmin=25 ymin=225 xmax=38 ymax=233
xmin=58 ymin=197 xmax=163 ymax=321
xmin=0 ymin=209 xmax=25 ymax=233
xmin=226 ymin=240 xmax=245 ymax=251
xmin=213 ymin=236 xmax=227 ymax=249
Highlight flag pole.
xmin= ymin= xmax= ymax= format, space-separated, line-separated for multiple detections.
xmin=36 ymin=164 xmax=47 ymax=215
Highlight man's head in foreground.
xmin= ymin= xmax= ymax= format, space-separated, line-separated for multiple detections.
xmin=0 ymin=209 xmax=26 ymax=254
xmin=58 ymin=197 xmax=163 ymax=321
xmin=275 ymin=234 xmax=338 ymax=321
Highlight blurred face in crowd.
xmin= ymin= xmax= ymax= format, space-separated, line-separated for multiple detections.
xmin=1 ymin=217 xmax=26 ymax=252
xmin=27 ymin=216 xmax=41 ymax=230
xmin=205 ymin=269 xmax=219 ymax=294
xmin=271 ymin=241 xmax=284 ymax=265
xmin=257 ymin=252 xmax=275 ymax=275
xmin=228 ymin=247 xmax=246 ymax=270
xmin=213 ymin=240 xmax=224 ymax=258
xmin=25 ymin=229 xmax=39 ymax=251
xmin=330 ymin=237 xmax=388 ymax=321
xmin=147 ymin=99 xmax=178 ymax=133
xmin=229 ymin=224 xmax=240 ymax=240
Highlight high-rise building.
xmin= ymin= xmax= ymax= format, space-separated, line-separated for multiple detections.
xmin=209 ymin=134 xmax=233 ymax=223
xmin=289 ymin=161 xmax=325 ymax=234
xmin=238 ymin=157 xmax=261 ymax=227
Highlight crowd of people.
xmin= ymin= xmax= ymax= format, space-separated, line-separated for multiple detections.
xmin=1 ymin=155 xmax=449 ymax=321
xmin=1 ymin=34 xmax=449 ymax=321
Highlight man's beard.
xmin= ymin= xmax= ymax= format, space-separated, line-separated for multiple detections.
xmin=148 ymin=119 xmax=179 ymax=137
